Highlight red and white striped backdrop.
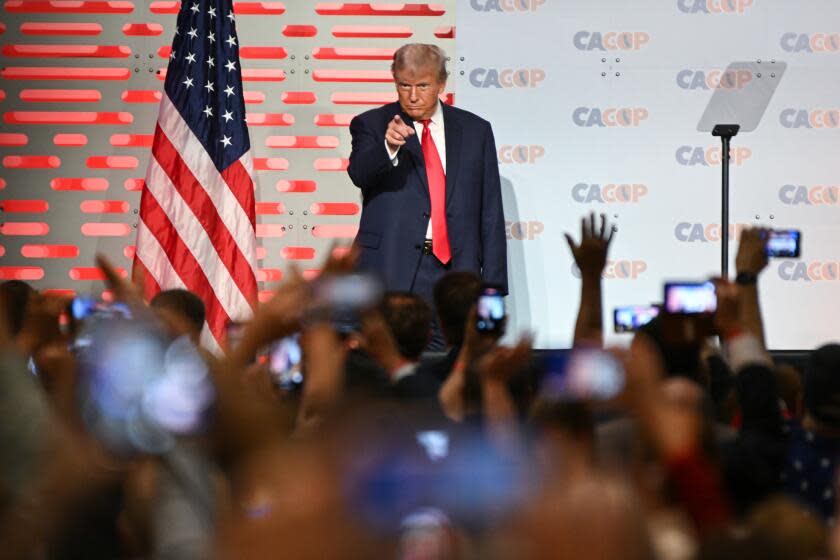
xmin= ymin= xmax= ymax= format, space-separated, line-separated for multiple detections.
xmin=0 ymin=2 xmax=455 ymax=301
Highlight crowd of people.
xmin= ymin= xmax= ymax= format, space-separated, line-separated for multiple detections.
xmin=1 ymin=211 xmax=839 ymax=559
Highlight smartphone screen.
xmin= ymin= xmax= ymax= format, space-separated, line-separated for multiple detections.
xmin=766 ymin=229 xmax=801 ymax=258
xmin=476 ymin=287 xmax=505 ymax=334
xmin=664 ymin=281 xmax=717 ymax=314
xmin=540 ymin=349 xmax=625 ymax=401
xmin=269 ymin=335 xmax=303 ymax=390
xmin=613 ymin=305 xmax=659 ymax=333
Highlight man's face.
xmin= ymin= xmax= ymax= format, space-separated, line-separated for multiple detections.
xmin=394 ymin=66 xmax=446 ymax=121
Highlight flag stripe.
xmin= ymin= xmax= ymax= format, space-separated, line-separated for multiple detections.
xmin=220 ymin=156 xmax=256 ymax=229
xmin=144 ymin=155 xmax=251 ymax=324
xmin=137 ymin=186 xmax=231 ymax=343
xmin=151 ymin=122 xmax=257 ymax=305
xmin=156 ymin=95 xmax=257 ymax=276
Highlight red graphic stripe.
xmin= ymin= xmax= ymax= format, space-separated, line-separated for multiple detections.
xmin=53 ymin=133 xmax=88 ymax=146
xmin=122 ymin=22 xmax=162 ymax=35
xmin=0 ymin=222 xmax=50 ymax=235
xmin=265 ymin=135 xmax=339 ymax=148
xmin=21 ymin=244 xmax=79 ymax=258
xmin=3 ymin=155 xmax=60 ymax=168
xmin=5 ymin=0 xmax=134 ymax=12
xmin=0 ymin=267 xmax=44 ymax=280
xmin=20 ymin=22 xmax=102 ymax=35
xmin=1 ymin=200 xmax=48 ymax=212
xmin=309 ymin=202 xmax=359 ymax=215
xmin=253 ymin=157 xmax=288 ymax=171
xmin=331 ymin=24 xmax=411 ymax=37
xmin=314 ymin=113 xmax=354 ymax=126
xmin=0 ymin=133 xmax=28 ymax=146
xmin=312 ymin=69 xmax=392 ymax=82
xmin=276 ymin=180 xmax=316 ymax=193
xmin=255 ymin=202 xmax=285 ymax=215
xmin=2 ymin=44 xmax=131 ymax=57
xmin=51 ymin=177 xmax=108 ymax=191
xmin=20 ymin=89 xmax=101 ymax=102
xmin=1 ymin=67 xmax=131 ymax=80
xmin=110 ymin=133 xmax=153 ymax=147
xmin=283 ymin=24 xmax=316 ymax=37
xmin=281 ymin=246 xmax=315 ymax=260
xmin=121 ymin=89 xmax=161 ymax=103
xmin=5 ymin=111 xmax=132 ymax=124
xmin=86 ymin=156 xmax=138 ymax=169
xmin=315 ymin=3 xmax=445 ymax=16
xmin=80 ymin=223 xmax=132 ymax=236
xmin=80 ymin=200 xmax=130 ymax=213
xmin=245 ymin=113 xmax=294 ymax=126
xmin=312 ymin=47 xmax=394 ymax=60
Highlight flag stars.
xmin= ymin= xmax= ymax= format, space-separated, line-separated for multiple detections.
xmin=185 ymin=52 xmax=196 ymax=64
xmin=190 ymin=2 xmax=199 ymax=13
xmin=187 ymin=27 xmax=198 ymax=40
xmin=208 ymin=6 xmax=216 ymax=17
xmin=222 ymin=109 xmax=234 ymax=123
xmin=227 ymin=10 xmax=235 ymax=21
xmin=224 ymin=84 xmax=235 ymax=97
xmin=224 ymin=59 xmax=236 ymax=72
xmin=183 ymin=76 xmax=194 ymax=88
xmin=220 ymin=135 xmax=232 ymax=148
xmin=225 ymin=34 xmax=237 ymax=48
xmin=204 ymin=80 xmax=214 ymax=93
xmin=169 ymin=51 xmax=176 ymax=60
xmin=203 ymin=105 xmax=213 ymax=118
xmin=206 ymin=56 xmax=215 ymax=68
xmin=208 ymin=31 xmax=216 ymax=44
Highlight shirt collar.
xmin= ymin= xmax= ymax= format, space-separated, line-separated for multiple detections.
xmin=418 ymin=101 xmax=443 ymax=127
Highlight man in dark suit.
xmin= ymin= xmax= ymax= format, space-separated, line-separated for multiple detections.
xmin=347 ymin=44 xmax=507 ymax=348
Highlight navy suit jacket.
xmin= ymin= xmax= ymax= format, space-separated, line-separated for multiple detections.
xmin=347 ymin=101 xmax=508 ymax=294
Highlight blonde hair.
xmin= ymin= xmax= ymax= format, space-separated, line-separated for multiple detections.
xmin=391 ymin=44 xmax=448 ymax=83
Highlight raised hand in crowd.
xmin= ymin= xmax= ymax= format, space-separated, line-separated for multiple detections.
xmin=438 ymin=305 xmax=500 ymax=421
xmin=565 ymin=212 xmax=615 ymax=347
xmin=735 ymin=227 xmax=770 ymax=346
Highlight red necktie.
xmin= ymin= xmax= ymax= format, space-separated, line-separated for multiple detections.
xmin=419 ymin=119 xmax=451 ymax=264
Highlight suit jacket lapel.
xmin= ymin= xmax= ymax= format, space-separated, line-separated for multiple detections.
xmin=391 ymin=106 xmax=429 ymax=201
xmin=441 ymin=103 xmax=462 ymax=210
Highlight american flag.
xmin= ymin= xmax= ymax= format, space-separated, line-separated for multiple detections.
xmin=133 ymin=0 xmax=258 ymax=351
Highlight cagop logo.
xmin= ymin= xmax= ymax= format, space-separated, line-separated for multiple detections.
xmin=573 ymin=31 xmax=650 ymax=51
xmin=779 ymin=261 xmax=840 ymax=281
xmin=571 ymin=260 xmax=648 ymax=280
xmin=780 ymin=108 xmax=840 ymax=129
xmin=573 ymin=107 xmax=649 ymax=127
xmin=779 ymin=184 xmax=840 ymax=205
xmin=506 ymin=221 xmax=544 ymax=240
xmin=781 ymin=33 xmax=840 ymax=53
xmin=469 ymin=68 xmax=545 ymax=88
xmin=469 ymin=0 xmax=545 ymax=12
xmin=498 ymin=145 xmax=545 ymax=164
xmin=675 ymin=222 xmax=749 ymax=242
xmin=572 ymin=183 xmax=648 ymax=204
xmin=677 ymin=0 xmax=754 ymax=14
xmin=675 ymin=146 xmax=752 ymax=166
xmin=676 ymin=69 xmax=753 ymax=90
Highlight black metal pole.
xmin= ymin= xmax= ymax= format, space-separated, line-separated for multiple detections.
xmin=712 ymin=124 xmax=739 ymax=280
xmin=721 ymin=135 xmax=730 ymax=279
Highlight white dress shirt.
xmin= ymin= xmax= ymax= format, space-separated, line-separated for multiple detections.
xmin=385 ymin=101 xmax=446 ymax=240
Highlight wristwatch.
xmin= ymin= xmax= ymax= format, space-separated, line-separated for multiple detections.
xmin=735 ymin=271 xmax=757 ymax=285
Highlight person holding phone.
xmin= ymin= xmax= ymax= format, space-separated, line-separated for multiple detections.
xmin=348 ymin=44 xmax=508 ymax=350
